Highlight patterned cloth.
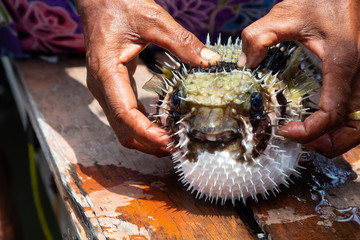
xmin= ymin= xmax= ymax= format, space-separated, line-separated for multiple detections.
xmin=0 ymin=0 xmax=279 ymax=57
xmin=0 ymin=0 xmax=83 ymax=56
xmin=155 ymin=0 xmax=280 ymax=43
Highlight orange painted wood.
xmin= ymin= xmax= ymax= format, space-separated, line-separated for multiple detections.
xmin=15 ymin=57 xmax=255 ymax=240
xmin=249 ymin=151 xmax=360 ymax=240
xmin=15 ymin=56 xmax=360 ymax=240
xmin=344 ymin=145 xmax=360 ymax=180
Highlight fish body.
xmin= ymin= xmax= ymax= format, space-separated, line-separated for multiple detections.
xmin=144 ymin=36 xmax=319 ymax=205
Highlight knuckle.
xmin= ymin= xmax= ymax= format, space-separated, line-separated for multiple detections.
xmin=110 ymin=105 xmax=127 ymax=122
xmin=85 ymin=53 xmax=112 ymax=88
xmin=85 ymin=45 xmax=121 ymax=85
xmin=86 ymin=75 xmax=98 ymax=96
xmin=140 ymin=4 xmax=168 ymax=26
xmin=119 ymin=139 xmax=134 ymax=149
xmin=86 ymin=54 xmax=101 ymax=81
xmin=241 ymin=27 xmax=255 ymax=42
xmin=270 ymin=1 xmax=293 ymax=14
xmin=118 ymin=135 xmax=136 ymax=150
xmin=241 ymin=27 xmax=259 ymax=49
xmin=177 ymin=30 xmax=195 ymax=48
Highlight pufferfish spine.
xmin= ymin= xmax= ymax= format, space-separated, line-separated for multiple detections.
xmin=144 ymin=35 xmax=319 ymax=205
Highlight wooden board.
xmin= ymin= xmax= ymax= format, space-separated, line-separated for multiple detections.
xmin=249 ymin=148 xmax=360 ymax=240
xmin=13 ymin=56 xmax=360 ymax=240
xmin=15 ymin=57 xmax=254 ymax=240
xmin=344 ymin=145 xmax=360 ymax=180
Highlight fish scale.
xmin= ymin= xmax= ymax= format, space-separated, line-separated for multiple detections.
xmin=143 ymin=35 xmax=320 ymax=205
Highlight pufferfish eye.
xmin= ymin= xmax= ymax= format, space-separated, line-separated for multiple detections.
xmin=250 ymin=92 xmax=263 ymax=111
xmin=170 ymin=89 xmax=182 ymax=125
xmin=172 ymin=89 xmax=181 ymax=108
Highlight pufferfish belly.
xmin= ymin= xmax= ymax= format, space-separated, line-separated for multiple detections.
xmin=144 ymin=36 xmax=318 ymax=205
xmin=176 ymin=140 xmax=302 ymax=205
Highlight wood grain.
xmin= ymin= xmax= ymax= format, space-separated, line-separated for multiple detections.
xmin=249 ymin=152 xmax=360 ymax=240
xmin=16 ymin=57 xmax=254 ymax=240
xmin=344 ymin=145 xmax=360 ymax=182
xmin=15 ymin=56 xmax=360 ymax=240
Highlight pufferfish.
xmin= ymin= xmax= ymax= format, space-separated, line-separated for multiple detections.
xmin=144 ymin=35 xmax=320 ymax=205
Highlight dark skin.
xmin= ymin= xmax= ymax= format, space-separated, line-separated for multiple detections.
xmin=240 ymin=0 xmax=360 ymax=158
xmin=75 ymin=0 xmax=360 ymax=158
xmin=75 ymin=0 xmax=221 ymax=157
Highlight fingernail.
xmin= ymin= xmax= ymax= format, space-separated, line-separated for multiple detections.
xmin=200 ymin=48 xmax=221 ymax=63
xmin=237 ymin=52 xmax=247 ymax=68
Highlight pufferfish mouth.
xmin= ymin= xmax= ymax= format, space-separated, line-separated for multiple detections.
xmin=189 ymin=129 xmax=240 ymax=142
xmin=187 ymin=106 xmax=243 ymax=142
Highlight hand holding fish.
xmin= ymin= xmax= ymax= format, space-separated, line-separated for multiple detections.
xmin=75 ymin=0 xmax=220 ymax=156
xmin=241 ymin=0 xmax=360 ymax=157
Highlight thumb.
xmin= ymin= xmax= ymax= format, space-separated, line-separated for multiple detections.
xmin=240 ymin=2 xmax=304 ymax=68
xmin=139 ymin=4 xmax=221 ymax=66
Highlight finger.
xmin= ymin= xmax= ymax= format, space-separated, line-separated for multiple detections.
xmin=107 ymin=65 xmax=171 ymax=141
xmin=87 ymin=63 xmax=172 ymax=152
xmin=305 ymin=121 xmax=360 ymax=158
xmin=90 ymin=41 xmax=174 ymax=154
xmin=240 ymin=2 xmax=304 ymax=68
xmin=120 ymin=136 xmax=171 ymax=157
xmin=135 ymin=4 xmax=221 ymax=66
xmin=301 ymin=70 xmax=360 ymax=154
xmin=280 ymin=50 xmax=352 ymax=142
xmin=106 ymin=105 xmax=172 ymax=156
xmin=126 ymin=55 xmax=138 ymax=76
xmin=137 ymin=100 xmax=148 ymax=116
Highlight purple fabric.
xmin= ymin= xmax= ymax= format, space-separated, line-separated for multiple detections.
xmin=1 ymin=0 xmax=84 ymax=56
xmin=155 ymin=0 xmax=280 ymax=43
xmin=0 ymin=0 xmax=280 ymax=56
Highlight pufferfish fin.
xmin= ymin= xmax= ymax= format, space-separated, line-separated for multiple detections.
xmin=281 ymin=47 xmax=318 ymax=100
xmin=143 ymin=60 xmax=177 ymax=95
xmin=142 ymin=74 xmax=167 ymax=95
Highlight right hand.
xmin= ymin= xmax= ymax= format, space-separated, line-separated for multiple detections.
xmin=75 ymin=0 xmax=221 ymax=156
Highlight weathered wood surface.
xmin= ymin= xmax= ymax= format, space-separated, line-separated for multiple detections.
xmin=15 ymin=57 xmax=254 ymax=240
xmin=249 ymin=148 xmax=360 ymax=240
xmin=15 ymin=56 xmax=360 ymax=240
xmin=344 ymin=145 xmax=360 ymax=179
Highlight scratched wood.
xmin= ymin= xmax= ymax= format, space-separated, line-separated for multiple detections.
xmin=248 ymin=147 xmax=360 ymax=240
xmin=344 ymin=145 xmax=360 ymax=179
xmin=15 ymin=57 xmax=255 ymax=240
xmin=15 ymin=56 xmax=360 ymax=240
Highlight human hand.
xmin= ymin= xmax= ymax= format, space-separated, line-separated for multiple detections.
xmin=75 ymin=0 xmax=220 ymax=156
xmin=240 ymin=0 xmax=360 ymax=158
